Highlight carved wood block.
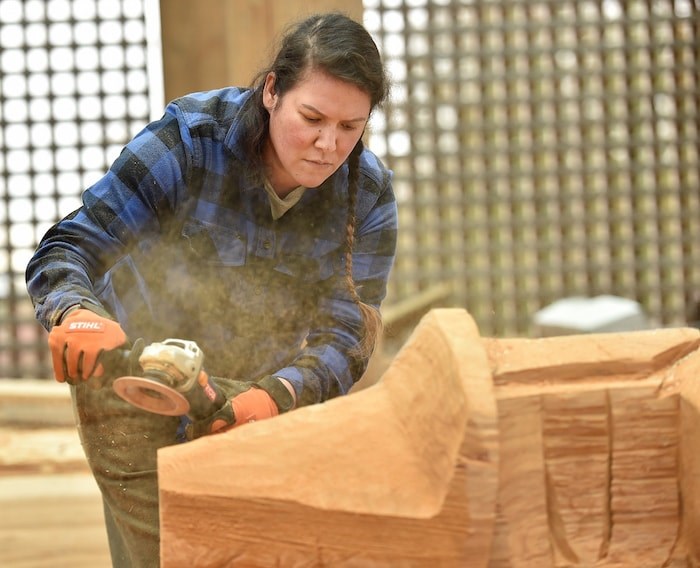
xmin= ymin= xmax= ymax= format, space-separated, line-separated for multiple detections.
xmin=159 ymin=310 xmax=700 ymax=567
xmin=159 ymin=309 xmax=499 ymax=567
xmin=485 ymin=328 xmax=700 ymax=567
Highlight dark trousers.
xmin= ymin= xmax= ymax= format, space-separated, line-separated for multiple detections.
xmin=71 ymin=382 xmax=181 ymax=567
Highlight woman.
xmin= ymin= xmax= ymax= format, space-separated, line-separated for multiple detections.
xmin=26 ymin=11 xmax=397 ymax=567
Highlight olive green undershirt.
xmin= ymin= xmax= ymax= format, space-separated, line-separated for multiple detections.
xmin=263 ymin=180 xmax=307 ymax=220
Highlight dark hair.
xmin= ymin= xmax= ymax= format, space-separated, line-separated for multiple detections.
xmin=238 ymin=11 xmax=389 ymax=176
xmin=238 ymin=12 xmax=390 ymax=360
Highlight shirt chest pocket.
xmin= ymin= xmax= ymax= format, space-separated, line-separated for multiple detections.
xmin=181 ymin=218 xmax=343 ymax=284
xmin=181 ymin=219 xmax=247 ymax=266
xmin=273 ymin=233 xmax=344 ymax=283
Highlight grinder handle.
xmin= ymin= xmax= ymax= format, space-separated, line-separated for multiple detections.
xmin=91 ymin=338 xmax=145 ymax=389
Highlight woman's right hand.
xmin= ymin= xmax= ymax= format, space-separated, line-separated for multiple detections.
xmin=48 ymin=308 xmax=128 ymax=384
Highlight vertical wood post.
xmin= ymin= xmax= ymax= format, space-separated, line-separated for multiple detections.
xmin=158 ymin=0 xmax=364 ymax=104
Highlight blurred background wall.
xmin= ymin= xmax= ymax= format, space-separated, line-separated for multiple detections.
xmin=1 ymin=0 xmax=699 ymax=378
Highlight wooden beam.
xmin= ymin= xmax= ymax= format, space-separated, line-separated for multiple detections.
xmin=382 ymin=281 xmax=453 ymax=329
xmin=0 ymin=379 xmax=74 ymax=426
xmin=158 ymin=0 xmax=364 ymax=103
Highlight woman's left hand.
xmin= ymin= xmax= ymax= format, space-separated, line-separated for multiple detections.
xmin=211 ymin=388 xmax=279 ymax=433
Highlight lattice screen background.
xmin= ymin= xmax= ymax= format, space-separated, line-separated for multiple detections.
xmin=1 ymin=0 xmax=699 ymax=377
xmin=0 ymin=0 xmax=156 ymax=377
xmin=365 ymin=0 xmax=700 ymax=337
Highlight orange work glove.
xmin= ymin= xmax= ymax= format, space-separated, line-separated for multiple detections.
xmin=210 ymin=388 xmax=279 ymax=433
xmin=48 ymin=308 xmax=127 ymax=384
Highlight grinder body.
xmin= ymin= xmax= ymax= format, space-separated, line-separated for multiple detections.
xmin=112 ymin=338 xmax=226 ymax=420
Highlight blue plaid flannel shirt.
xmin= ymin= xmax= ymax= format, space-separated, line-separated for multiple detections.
xmin=26 ymin=87 xmax=398 ymax=405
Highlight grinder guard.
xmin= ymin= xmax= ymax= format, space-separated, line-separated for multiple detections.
xmin=112 ymin=338 xmax=226 ymax=420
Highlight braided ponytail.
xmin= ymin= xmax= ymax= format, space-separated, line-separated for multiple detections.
xmin=236 ymin=12 xmax=390 ymax=357
xmin=345 ymin=141 xmax=383 ymax=358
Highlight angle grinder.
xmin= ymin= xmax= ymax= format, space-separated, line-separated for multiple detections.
xmin=111 ymin=338 xmax=226 ymax=420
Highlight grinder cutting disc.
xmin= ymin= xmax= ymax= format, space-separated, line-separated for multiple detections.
xmin=113 ymin=376 xmax=190 ymax=416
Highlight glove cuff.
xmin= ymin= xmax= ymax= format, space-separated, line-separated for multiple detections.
xmin=58 ymin=301 xmax=114 ymax=324
xmin=255 ymin=375 xmax=295 ymax=413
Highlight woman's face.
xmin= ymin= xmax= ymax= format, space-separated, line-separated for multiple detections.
xmin=262 ymin=68 xmax=371 ymax=196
